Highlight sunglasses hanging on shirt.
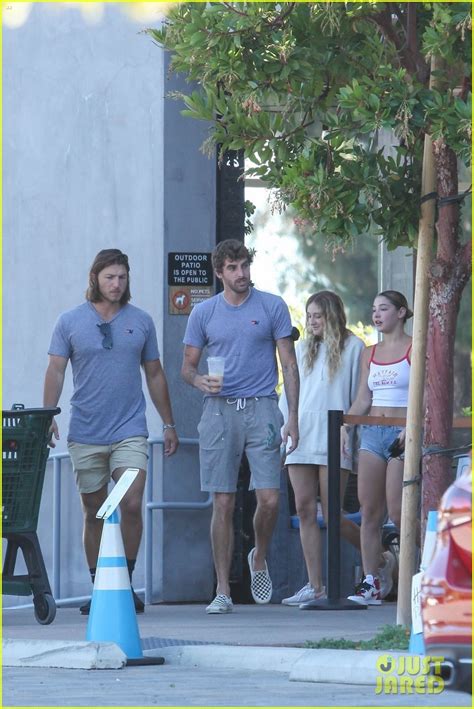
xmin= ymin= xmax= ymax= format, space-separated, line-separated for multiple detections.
xmin=97 ymin=322 xmax=113 ymax=350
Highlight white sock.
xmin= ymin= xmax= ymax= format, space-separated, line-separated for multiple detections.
xmin=365 ymin=574 xmax=375 ymax=585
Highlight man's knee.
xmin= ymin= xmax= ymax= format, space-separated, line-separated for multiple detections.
xmin=212 ymin=493 xmax=235 ymax=519
xmin=256 ymin=489 xmax=279 ymax=514
xmin=81 ymin=489 xmax=106 ymax=522
xmin=120 ymin=494 xmax=143 ymax=521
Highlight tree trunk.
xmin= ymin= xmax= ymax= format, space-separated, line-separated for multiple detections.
xmin=422 ymin=139 xmax=472 ymax=525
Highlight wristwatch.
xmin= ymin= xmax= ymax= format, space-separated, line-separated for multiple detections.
xmin=163 ymin=423 xmax=176 ymax=431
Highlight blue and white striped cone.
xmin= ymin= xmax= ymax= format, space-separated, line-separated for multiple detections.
xmin=408 ymin=624 xmax=425 ymax=654
xmin=409 ymin=510 xmax=438 ymax=654
xmin=86 ymin=510 xmax=143 ymax=659
xmin=420 ymin=510 xmax=438 ymax=571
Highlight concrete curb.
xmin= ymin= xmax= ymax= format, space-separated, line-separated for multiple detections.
xmin=4 ymin=638 xmax=421 ymax=684
xmin=149 ymin=645 xmax=416 ymax=686
xmin=289 ymin=648 xmax=407 ymax=684
xmin=149 ymin=645 xmax=307 ymax=673
xmin=3 ymin=639 xmax=127 ymax=669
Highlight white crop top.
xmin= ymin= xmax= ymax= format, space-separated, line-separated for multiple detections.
xmin=368 ymin=344 xmax=411 ymax=407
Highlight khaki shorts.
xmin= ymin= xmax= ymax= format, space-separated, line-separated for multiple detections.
xmin=67 ymin=436 xmax=148 ymax=494
xmin=198 ymin=397 xmax=283 ymax=493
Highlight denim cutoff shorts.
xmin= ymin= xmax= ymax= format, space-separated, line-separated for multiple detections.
xmin=359 ymin=425 xmax=404 ymax=463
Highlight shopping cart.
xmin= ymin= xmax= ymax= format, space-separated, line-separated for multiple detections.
xmin=2 ymin=404 xmax=60 ymax=624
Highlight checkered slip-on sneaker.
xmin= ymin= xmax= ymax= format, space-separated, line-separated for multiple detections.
xmin=247 ymin=548 xmax=273 ymax=604
xmin=205 ymin=594 xmax=233 ymax=614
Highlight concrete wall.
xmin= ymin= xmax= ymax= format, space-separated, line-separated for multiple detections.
xmin=3 ymin=2 xmax=166 ymax=445
xmin=156 ymin=54 xmax=216 ymax=602
xmin=3 ymin=3 xmax=215 ymax=603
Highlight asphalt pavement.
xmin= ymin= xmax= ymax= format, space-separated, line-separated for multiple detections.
xmin=2 ymin=601 xmax=471 ymax=707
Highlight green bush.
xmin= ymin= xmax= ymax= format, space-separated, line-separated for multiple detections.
xmin=304 ymin=624 xmax=410 ymax=651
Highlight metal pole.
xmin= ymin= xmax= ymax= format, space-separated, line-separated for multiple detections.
xmin=144 ymin=445 xmax=155 ymax=606
xmin=327 ymin=409 xmax=343 ymax=600
xmin=147 ymin=499 xmax=213 ymax=510
xmin=52 ymin=458 xmax=61 ymax=599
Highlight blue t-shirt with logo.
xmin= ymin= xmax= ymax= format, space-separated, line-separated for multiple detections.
xmin=183 ymin=288 xmax=292 ymax=398
xmin=48 ymin=302 xmax=160 ymax=444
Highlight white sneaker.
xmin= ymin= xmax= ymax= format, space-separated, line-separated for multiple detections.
xmin=378 ymin=550 xmax=396 ymax=599
xmin=347 ymin=577 xmax=382 ymax=605
xmin=282 ymin=583 xmax=327 ymax=606
xmin=206 ymin=594 xmax=233 ymax=614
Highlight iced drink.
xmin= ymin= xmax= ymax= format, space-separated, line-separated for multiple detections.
xmin=207 ymin=356 xmax=225 ymax=392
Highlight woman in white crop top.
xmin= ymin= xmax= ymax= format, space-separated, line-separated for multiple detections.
xmin=341 ymin=290 xmax=413 ymax=606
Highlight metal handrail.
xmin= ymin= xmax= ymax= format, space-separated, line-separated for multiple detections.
xmin=144 ymin=437 xmax=211 ymax=604
xmin=4 ymin=436 xmax=209 ymax=609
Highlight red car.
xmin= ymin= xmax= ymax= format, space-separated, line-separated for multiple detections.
xmin=421 ymin=462 xmax=472 ymax=693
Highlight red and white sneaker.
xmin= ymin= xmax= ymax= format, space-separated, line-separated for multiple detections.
xmin=347 ymin=576 xmax=382 ymax=605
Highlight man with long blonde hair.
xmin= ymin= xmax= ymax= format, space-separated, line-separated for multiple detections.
xmin=43 ymin=249 xmax=178 ymax=614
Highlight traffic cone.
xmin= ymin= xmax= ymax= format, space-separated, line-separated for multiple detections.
xmin=86 ymin=510 xmax=143 ymax=660
xmin=420 ymin=510 xmax=438 ymax=571
xmin=408 ymin=624 xmax=425 ymax=654
xmin=408 ymin=510 xmax=438 ymax=654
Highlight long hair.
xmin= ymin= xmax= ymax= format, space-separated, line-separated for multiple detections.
xmin=86 ymin=249 xmax=131 ymax=304
xmin=377 ymin=290 xmax=413 ymax=322
xmin=304 ymin=291 xmax=349 ymax=379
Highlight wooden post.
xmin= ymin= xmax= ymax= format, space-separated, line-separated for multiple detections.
xmin=396 ymin=55 xmax=438 ymax=627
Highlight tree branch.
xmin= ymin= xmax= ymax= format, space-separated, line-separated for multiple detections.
xmin=222 ymin=3 xmax=250 ymax=18
xmin=222 ymin=2 xmax=297 ymax=28
xmin=370 ymin=6 xmax=430 ymax=84
xmin=271 ymin=2 xmax=297 ymax=27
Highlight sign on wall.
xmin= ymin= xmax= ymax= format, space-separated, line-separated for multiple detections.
xmin=168 ymin=252 xmax=214 ymax=315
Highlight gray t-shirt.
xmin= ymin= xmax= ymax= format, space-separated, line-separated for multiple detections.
xmin=48 ymin=302 xmax=160 ymax=445
xmin=183 ymin=288 xmax=292 ymax=398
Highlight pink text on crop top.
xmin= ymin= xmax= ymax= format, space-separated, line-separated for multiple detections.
xmin=367 ymin=344 xmax=412 ymax=408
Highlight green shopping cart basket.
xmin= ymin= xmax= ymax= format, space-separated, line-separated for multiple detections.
xmin=2 ymin=404 xmax=60 ymax=624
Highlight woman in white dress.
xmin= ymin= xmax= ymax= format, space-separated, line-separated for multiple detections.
xmin=279 ymin=291 xmax=364 ymax=606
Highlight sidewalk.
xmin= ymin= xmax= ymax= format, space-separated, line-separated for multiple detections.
xmin=4 ymin=602 xmax=470 ymax=707
xmin=3 ymin=599 xmax=396 ymax=648
xmin=4 ymin=599 xmax=400 ymax=680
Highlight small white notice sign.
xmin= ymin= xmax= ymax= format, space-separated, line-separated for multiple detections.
xmin=411 ymin=571 xmax=424 ymax=635
xmin=96 ymin=468 xmax=140 ymax=520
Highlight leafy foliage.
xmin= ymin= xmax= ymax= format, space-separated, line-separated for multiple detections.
xmin=304 ymin=624 xmax=410 ymax=651
xmin=149 ymin=2 xmax=471 ymax=249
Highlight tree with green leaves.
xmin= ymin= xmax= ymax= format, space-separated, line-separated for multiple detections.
xmin=250 ymin=204 xmax=379 ymax=323
xmin=149 ymin=2 xmax=472 ymax=516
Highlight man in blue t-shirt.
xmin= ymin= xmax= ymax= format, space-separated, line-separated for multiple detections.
xmin=182 ymin=239 xmax=299 ymax=614
xmin=43 ymin=249 xmax=178 ymax=615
